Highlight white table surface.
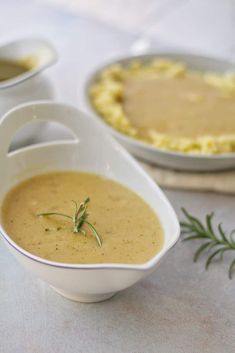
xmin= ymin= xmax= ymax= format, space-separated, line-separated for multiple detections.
xmin=0 ymin=1 xmax=235 ymax=352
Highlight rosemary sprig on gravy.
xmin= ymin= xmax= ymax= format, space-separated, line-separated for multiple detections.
xmin=38 ymin=198 xmax=102 ymax=247
xmin=181 ymin=208 xmax=235 ymax=279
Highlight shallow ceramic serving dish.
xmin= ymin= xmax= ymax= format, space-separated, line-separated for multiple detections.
xmin=0 ymin=38 xmax=57 ymax=148
xmin=85 ymin=52 xmax=235 ymax=171
xmin=0 ymin=101 xmax=179 ymax=303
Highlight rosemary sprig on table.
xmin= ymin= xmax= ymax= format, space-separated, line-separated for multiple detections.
xmin=37 ymin=198 xmax=102 ymax=247
xmin=180 ymin=208 xmax=235 ymax=279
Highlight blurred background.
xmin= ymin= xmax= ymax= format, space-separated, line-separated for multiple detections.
xmin=43 ymin=0 xmax=235 ymax=56
xmin=2 ymin=0 xmax=235 ymax=104
xmin=2 ymin=0 xmax=235 ymax=143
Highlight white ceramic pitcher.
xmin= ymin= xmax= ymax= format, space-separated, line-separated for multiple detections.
xmin=0 ymin=38 xmax=57 ymax=147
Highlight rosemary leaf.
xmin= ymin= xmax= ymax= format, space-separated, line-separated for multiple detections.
xmin=229 ymin=259 xmax=235 ymax=279
xmin=37 ymin=198 xmax=102 ymax=247
xmin=206 ymin=213 xmax=215 ymax=238
xmin=181 ymin=208 xmax=235 ymax=279
xmin=193 ymin=241 xmax=212 ymax=262
xmin=38 ymin=212 xmax=73 ymax=220
xmin=84 ymin=220 xmax=102 ymax=248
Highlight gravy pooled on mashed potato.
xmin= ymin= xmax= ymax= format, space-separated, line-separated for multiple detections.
xmin=90 ymin=59 xmax=235 ymax=154
xmin=1 ymin=172 xmax=164 ymax=264
xmin=123 ymin=75 xmax=235 ymax=139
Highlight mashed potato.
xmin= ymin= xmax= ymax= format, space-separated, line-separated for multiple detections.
xmin=89 ymin=59 xmax=235 ymax=154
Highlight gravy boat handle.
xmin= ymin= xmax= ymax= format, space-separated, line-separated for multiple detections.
xmin=0 ymin=100 xmax=92 ymax=165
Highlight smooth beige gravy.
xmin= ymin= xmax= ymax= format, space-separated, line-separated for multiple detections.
xmin=123 ymin=75 xmax=235 ymax=138
xmin=0 ymin=59 xmax=31 ymax=81
xmin=1 ymin=172 xmax=163 ymax=264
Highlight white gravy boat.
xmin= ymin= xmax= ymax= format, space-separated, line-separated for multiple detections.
xmin=0 ymin=101 xmax=180 ymax=303
xmin=0 ymin=38 xmax=57 ymax=147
